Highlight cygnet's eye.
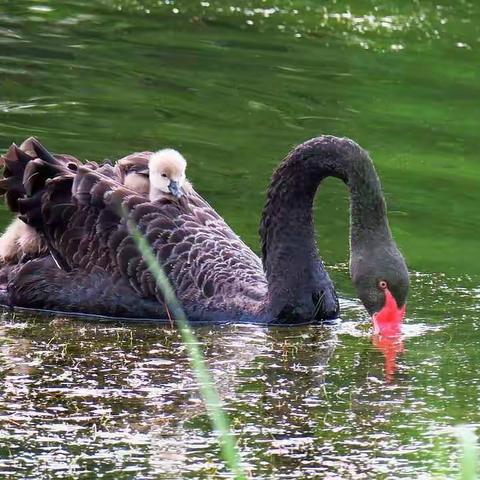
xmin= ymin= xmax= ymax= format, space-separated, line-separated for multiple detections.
xmin=161 ymin=173 xmax=167 ymax=178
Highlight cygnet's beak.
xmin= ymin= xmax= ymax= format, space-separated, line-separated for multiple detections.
xmin=168 ymin=180 xmax=183 ymax=198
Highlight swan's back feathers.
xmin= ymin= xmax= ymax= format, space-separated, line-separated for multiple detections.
xmin=6 ymin=141 xmax=267 ymax=315
xmin=0 ymin=139 xmax=139 ymax=270
xmin=116 ymin=152 xmax=149 ymax=175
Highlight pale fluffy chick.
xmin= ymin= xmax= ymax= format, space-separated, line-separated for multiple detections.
xmin=0 ymin=218 xmax=47 ymax=264
xmin=115 ymin=152 xmax=150 ymax=196
xmin=148 ymin=149 xmax=191 ymax=201
xmin=124 ymin=170 xmax=149 ymax=194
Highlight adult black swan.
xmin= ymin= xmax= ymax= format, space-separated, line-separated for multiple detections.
xmin=0 ymin=136 xmax=409 ymax=332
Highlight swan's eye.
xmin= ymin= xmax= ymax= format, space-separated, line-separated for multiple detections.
xmin=161 ymin=173 xmax=167 ymax=178
xmin=379 ymin=280 xmax=388 ymax=290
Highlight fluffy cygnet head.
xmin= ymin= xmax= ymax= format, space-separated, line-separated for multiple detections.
xmin=149 ymin=149 xmax=187 ymax=200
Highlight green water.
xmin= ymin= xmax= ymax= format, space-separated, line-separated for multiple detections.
xmin=0 ymin=1 xmax=479 ymax=478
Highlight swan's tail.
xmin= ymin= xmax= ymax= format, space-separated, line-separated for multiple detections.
xmin=0 ymin=140 xmax=36 ymax=213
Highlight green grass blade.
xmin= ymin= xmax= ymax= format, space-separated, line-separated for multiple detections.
xmin=126 ymin=218 xmax=247 ymax=480
xmin=457 ymin=425 xmax=478 ymax=480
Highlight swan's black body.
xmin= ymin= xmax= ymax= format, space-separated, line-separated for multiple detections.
xmin=0 ymin=136 xmax=408 ymax=325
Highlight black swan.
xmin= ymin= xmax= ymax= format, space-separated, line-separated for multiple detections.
xmin=0 ymin=135 xmax=409 ymax=331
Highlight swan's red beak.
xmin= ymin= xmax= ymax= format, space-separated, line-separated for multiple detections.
xmin=372 ymin=287 xmax=406 ymax=337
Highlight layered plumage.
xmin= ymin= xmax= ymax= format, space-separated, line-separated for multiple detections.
xmin=0 ymin=137 xmax=82 ymax=265
xmin=0 ymin=139 xmax=164 ymax=266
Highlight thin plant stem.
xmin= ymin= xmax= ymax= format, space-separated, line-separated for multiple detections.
xmin=126 ymin=217 xmax=247 ymax=480
xmin=457 ymin=425 xmax=478 ymax=480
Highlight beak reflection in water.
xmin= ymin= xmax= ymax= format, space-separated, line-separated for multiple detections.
xmin=371 ymin=287 xmax=407 ymax=382
xmin=372 ymin=335 xmax=404 ymax=383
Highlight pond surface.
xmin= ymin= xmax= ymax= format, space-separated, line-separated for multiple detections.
xmin=0 ymin=0 xmax=479 ymax=478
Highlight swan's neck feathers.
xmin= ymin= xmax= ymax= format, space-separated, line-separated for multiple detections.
xmin=259 ymin=136 xmax=390 ymax=321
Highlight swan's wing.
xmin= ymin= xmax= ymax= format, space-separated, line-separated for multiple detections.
xmin=71 ymin=167 xmax=266 ymax=305
xmin=4 ymin=141 xmax=266 ymax=311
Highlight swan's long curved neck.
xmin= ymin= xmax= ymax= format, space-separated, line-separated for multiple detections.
xmin=346 ymin=157 xmax=392 ymax=250
xmin=260 ymin=136 xmax=393 ymax=320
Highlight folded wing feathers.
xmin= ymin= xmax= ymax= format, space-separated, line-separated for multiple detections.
xmin=1 ymin=138 xmax=268 ymax=312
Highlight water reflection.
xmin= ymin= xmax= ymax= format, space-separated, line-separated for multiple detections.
xmin=0 ymin=304 xmax=447 ymax=478
xmin=372 ymin=334 xmax=404 ymax=383
xmin=0 ymin=318 xmax=339 ymax=477
xmin=0 ymin=267 xmax=478 ymax=478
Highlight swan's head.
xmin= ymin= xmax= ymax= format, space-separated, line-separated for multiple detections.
xmin=149 ymin=149 xmax=187 ymax=199
xmin=351 ymin=245 xmax=409 ymax=337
